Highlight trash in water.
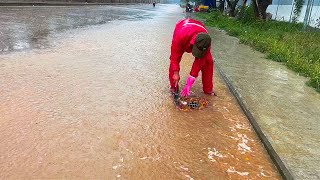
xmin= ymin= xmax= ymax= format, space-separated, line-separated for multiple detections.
xmin=171 ymin=86 xmax=208 ymax=111
xmin=174 ymin=96 xmax=209 ymax=111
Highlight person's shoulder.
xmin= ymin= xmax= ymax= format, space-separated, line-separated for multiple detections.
xmin=188 ymin=18 xmax=205 ymax=26
xmin=175 ymin=19 xmax=188 ymax=26
xmin=178 ymin=18 xmax=188 ymax=23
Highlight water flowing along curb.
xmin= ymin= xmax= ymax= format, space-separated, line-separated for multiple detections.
xmin=216 ymin=63 xmax=294 ymax=180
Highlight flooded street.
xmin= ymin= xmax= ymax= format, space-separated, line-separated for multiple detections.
xmin=0 ymin=5 xmax=280 ymax=179
xmin=0 ymin=5 xmax=155 ymax=53
xmin=210 ymin=27 xmax=320 ymax=179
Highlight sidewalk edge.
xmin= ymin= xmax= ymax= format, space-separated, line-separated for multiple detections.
xmin=216 ymin=63 xmax=294 ymax=180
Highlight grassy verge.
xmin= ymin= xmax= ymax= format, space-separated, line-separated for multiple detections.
xmin=197 ymin=11 xmax=320 ymax=92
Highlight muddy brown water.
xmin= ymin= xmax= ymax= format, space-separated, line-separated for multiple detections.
xmin=0 ymin=4 xmax=280 ymax=179
xmin=208 ymin=26 xmax=320 ymax=179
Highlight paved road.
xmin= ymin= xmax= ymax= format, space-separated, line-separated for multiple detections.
xmin=0 ymin=4 xmax=280 ymax=179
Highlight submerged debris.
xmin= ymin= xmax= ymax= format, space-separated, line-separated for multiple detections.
xmin=175 ymin=96 xmax=209 ymax=111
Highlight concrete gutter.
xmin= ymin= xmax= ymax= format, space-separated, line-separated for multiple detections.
xmin=216 ymin=63 xmax=294 ymax=180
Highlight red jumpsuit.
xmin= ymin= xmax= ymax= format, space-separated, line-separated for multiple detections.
xmin=169 ymin=19 xmax=214 ymax=94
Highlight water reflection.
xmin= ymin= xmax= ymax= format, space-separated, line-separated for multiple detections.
xmin=0 ymin=5 xmax=280 ymax=179
xmin=0 ymin=5 xmax=154 ymax=53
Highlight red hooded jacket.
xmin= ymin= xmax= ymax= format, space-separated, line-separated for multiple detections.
xmin=169 ymin=18 xmax=213 ymax=78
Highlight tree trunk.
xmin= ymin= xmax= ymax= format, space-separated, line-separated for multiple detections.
xmin=258 ymin=0 xmax=272 ymax=20
xmin=212 ymin=0 xmax=217 ymax=8
xmin=242 ymin=0 xmax=247 ymax=7
xmin=218 ymin=0 xmax=225 ymax=12
xmin=225 ymin=0 xmax=240 ymax=17
xmin=252 ymin=0 xmax=260 ymax=18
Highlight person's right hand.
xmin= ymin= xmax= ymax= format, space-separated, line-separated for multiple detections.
xmin=173 ymin=71 xmax=180 ymax=86
xmin=180 ymin=75 xmax=196 ymax=97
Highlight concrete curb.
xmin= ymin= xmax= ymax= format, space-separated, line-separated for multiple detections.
xmin=216 ymin=63 xmax=294 ymax=180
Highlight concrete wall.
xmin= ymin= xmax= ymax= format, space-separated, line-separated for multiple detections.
xmin=267 ymin=5 xmax=320 ymax=27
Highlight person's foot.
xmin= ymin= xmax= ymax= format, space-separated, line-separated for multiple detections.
xmin=204 ymin=91 xmax=217 ymax=96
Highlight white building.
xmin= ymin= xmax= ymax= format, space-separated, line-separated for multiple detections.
xmin=268 ymin=0 xmax=320 ymax=27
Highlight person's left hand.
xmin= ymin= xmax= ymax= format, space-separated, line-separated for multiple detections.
xmin=181 ymin=85 xmax=191 ymax=97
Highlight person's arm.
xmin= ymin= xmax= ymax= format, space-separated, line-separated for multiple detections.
xmin=189 ymin=52 xmax=208 ymax=78
xmin=169 ymin=40 xmax=183 ymax=73
xmin=169 ymin=40 xmax=184 ymax=84
xmin=180 ymin=50 xmax=211 ymax=97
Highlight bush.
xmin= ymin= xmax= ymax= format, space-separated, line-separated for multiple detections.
xmin=238 ymin=4 xmax=256 ymax=24
xmin=197 ymin=12 xmax=320 ymax=92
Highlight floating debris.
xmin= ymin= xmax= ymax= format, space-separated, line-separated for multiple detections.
xmin=173 ymin=96 xmax=209 ymax=111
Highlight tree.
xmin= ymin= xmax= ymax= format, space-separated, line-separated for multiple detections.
xmin=252 ymin=0 xmax=272 ymax=20
xmin=218 ymin=0 xmax=225 ymax=12
xmin=225 ymin=0 xmax=241 ymax=17
xmin=292 ymin=0 xmax=304 ymax=23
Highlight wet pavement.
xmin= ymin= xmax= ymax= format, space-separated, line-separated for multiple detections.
xmin=209 ymin=28 xmax=320 ymax=179
xmin=0 ymin=5 xmax=280 ymax=179
xmin=0 ymin=5 xmax=155 ymax=53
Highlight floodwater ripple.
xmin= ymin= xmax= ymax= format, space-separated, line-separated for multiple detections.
xmin=0 ymin=5 xmax=280 ymax=179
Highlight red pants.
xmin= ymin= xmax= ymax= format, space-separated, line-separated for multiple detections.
xmin=169 ymin=59 xmax=214 ymax=94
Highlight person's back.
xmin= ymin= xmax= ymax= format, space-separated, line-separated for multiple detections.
xmin=172 ymin=19 xmax=207 ymax=50
xmin=169 ymin=18 xmax=215 ymax=96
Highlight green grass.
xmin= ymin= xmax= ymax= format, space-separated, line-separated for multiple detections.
xmin=197 ymin=11 xmax=320 ymax=92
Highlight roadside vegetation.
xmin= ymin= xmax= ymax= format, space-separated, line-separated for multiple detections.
xmin=197 ymin=7 xmax=320 ymax=92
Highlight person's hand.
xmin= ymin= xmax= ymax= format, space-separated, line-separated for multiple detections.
xmin=172 ymin=71 xmax=180 ymax=86
xmin=180 ymin=75 xmax=196 ymax=97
